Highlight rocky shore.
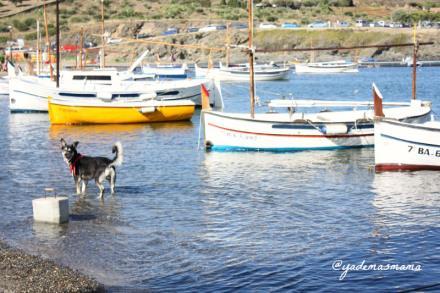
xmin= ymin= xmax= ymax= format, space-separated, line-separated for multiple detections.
xmin=0 ymin=240 xmax=104 ymax=293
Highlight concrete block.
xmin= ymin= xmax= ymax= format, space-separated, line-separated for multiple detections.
xmin=32 ymin=197 xmax=69 ymax=224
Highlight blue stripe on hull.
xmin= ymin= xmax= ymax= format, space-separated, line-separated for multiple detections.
xmin=10 ymin=109 xmax=48 ymax=113
xmin=209 ymin=144 xmax=373 ymax=152
xmin=381 ymin=134 xmax=440 ymax=148
xmin=157 ymin=74 xmax=187 ymax=79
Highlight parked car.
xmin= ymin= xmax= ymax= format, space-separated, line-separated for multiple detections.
xmin=61 ymin=44 xmax=79 ymax=52
xmin=259 ymin=22 xmax=278 ymax=29
xmin=162 ymin=27 xmax=179 ymax=35
xmin=308 ymin=21 xmax=329 ymax=28
xmin=355 ymin=19 xmax=369 ymax=27
xmin=336 ymin=21 xmax=350 ymax=28
xmin=136 ymin=33 xmax=152 ymax=39
xmin=107 ymin=37 xmax=122 ymax=44
xmin=84 ymin=41 xmax=97 ymax=48
xmin=256 ymin=2 xmax=276 ymax=8
xmin=199 ymin=24 xmax=225 ymax=32
xmin=389 ymin=22 xmax=403 ymax=28
xmin=231 ymin=23 xmax=248 ymax=29
xmin=376 ymin=20 xmax=387 ymax=27
xmin=281 ymin=22 xmax=300 ymax=29
xmin=187 ymin=27 xmax=199 ymax=33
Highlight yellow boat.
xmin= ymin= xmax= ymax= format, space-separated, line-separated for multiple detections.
xmin=48 ymin=96 xmax=195 ymax=125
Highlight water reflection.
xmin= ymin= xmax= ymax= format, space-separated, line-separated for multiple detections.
xmin=372 ymin=172 xmax=440 ymax=226
xmin=32 ymin=222 xmax=68 ymax=244
xmin=201 ymin=148 xmax=374 ymax=189
xmin=8 ymin=112 xmax=48 ymax=125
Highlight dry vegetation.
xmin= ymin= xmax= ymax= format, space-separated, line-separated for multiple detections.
xmin=0 ymin=0 xmax=439 ymax=63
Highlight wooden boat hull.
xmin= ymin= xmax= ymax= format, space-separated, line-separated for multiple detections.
xmin=203 ymin=111 xmax=374 ymax=151
xmin=375 ymin=118 xmax=440 ymax=171
xmin=202 ymin=103 xmax=431 ymax=152
xmin=295 ymin=62 xmax=358 ymax=74
xmin=195 ymin=64 xmax=290 ymax=81
xmin=49 ymin=99 xmax=195 ymax=125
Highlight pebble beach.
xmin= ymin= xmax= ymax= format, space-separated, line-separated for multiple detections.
xmin=0 ymin=240 xmax=103 ymax=293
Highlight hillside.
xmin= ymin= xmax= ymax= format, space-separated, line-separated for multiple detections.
xmin=0 ymin=0 xmax=439 ymax=64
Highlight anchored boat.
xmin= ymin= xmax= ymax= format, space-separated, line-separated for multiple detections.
xmin=8 ymin=63 xmax=215 ymax=112
xmin=295 ymin=60 xmax=359 ymax=74
xmin=202 ymin=92 xmax=431 ymax=151
xmin=374 ymin=85 xmax=439 ymax=171
xmin=48 ymin=92 xmax=195 ymax=125
xmin=195 ymin=62 xmax=290 ymax=81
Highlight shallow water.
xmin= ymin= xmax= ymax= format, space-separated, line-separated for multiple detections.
xmin=0 ymin=67 xmax=439 ymax=291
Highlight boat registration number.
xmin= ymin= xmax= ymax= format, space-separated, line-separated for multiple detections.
xmin=408 ymin=145 xmax=440 ymax=157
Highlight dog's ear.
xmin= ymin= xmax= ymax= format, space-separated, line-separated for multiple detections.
xmin=60 ymin=138 xmax=67 ymax=147
xmin=73 ymin=141 xmax=79 ymax=149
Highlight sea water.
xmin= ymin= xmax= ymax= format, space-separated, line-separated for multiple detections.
xmin=0 ymin=67 xmax=439 ymax=291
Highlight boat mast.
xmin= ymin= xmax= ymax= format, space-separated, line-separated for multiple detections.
xmin=79 ymin=27 xmax=84 ymax=69
xmin=248 ymin=0 xmax=255 ymax=118
xmin=36 ymin=20 xmax=40 ymax=75
xmin=412 ymin=24 xmax=418 ymax=100
xmin=100 ymin=0 xmax=105 ymax=68
xmin=226 ymin=22 xmax=231 ymax=66
xmin=56 ymin=0 xmax=60 ymax=88
xmin=43 ymin=4 xmax=53 ymax=80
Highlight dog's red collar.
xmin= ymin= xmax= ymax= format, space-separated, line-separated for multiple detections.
xmin=69 ymin=154 xmax=83 ymax=176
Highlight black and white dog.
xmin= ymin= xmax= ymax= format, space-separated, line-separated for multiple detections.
xmin=60 ymin=138 xmax=123 ymax=198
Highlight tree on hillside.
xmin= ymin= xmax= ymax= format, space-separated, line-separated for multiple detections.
xmin=8 ymin=0 xmax=24 ymax=6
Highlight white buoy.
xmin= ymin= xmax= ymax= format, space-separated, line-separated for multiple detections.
xmin=32 ymin=188 xmax=69 ymax=224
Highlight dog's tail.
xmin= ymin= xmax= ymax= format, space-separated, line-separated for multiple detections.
xmin=110 ymin=142 xmax=123 ymax=167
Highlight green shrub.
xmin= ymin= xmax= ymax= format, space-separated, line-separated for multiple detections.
xmin=13 ymin=19 xmax=29 ymax=32
xmin=25 ymin=32 xmax=37 ymax=40
xmin=0 ymin=23 xmax=10 ymax=33
xmin=23 ymin=17 xmax=36 ymax=28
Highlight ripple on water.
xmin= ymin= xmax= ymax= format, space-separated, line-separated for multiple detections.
xmin=0 ymin=68 xmax=440 ymax=291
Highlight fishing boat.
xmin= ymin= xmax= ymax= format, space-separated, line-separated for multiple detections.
xmin=195 ymin=62 xmax=290 ymax=81
xmin=202 ymin=91 xmax=430 ymax=151
xmin=375 ymin=118 xmax=440 ymax=171
xmin=374 ymin=88 xmax=440 ymax=171
xmin=0 ymin=76 xmax=8 ymax=95
xmin=48 ymin=93 xmax=195 ymax=125
xmin=8 ymin=63 xmax=216 ymax=112
xmin=200 ymin=0 xmax=432 ymax=152
xmin=140 ymin=63 xmax=188 ymax=79
xmin=294 ymin=60 xmax=358 ymax=74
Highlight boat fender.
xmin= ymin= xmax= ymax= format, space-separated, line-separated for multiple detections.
xmin=139 ymin=107 xmax=156 ymax=114
xmin=98 ymin=92 xmax=113 ymax=101
xmin=140 ymin=93 xmax=157 ymax=100
xmin=319 ymin=123 xmax=348 ymax=135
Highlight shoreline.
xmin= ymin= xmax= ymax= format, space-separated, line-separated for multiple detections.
xmin=0 ymin=240 xmax=104 ymax=292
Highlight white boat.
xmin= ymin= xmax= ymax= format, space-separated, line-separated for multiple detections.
xmin=0 ymin=76 xmax=8 ymax=95
xmin=201 ymin=91 xmax=431 ymax=151
xmin=140 ymin=63 xmax=188 ymax=78
xmin=295 ymin=60 xmax=358 ymax=74
xmin=375 ymin=118 xmax=440 ymax=171
xmin=8 ymin=63 xmax=217 ymax=112
xmin=374 ymin=87 xmax=440 ymax=171
xmin=195 ymin=62 xmax=290 ymax=81
xmin=48 ymin=93 xmax=196 ymax=125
